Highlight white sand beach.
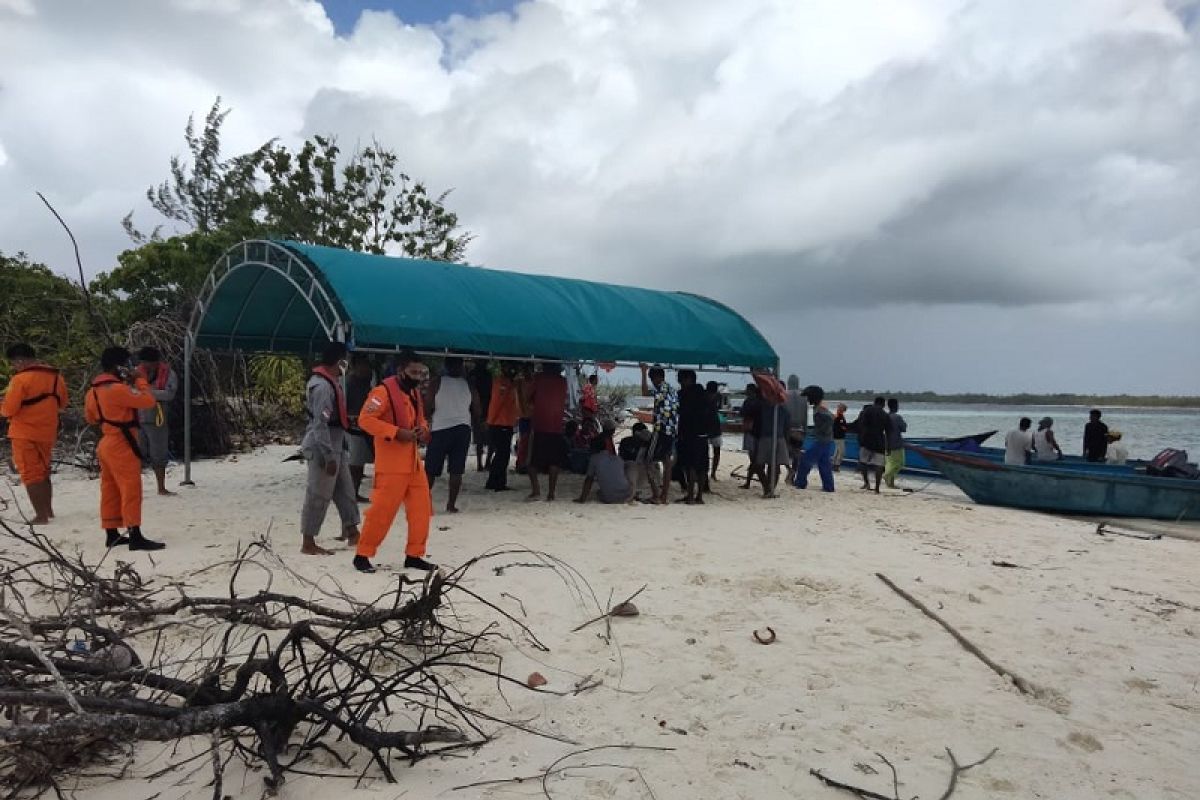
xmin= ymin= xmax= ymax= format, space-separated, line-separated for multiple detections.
xmin=8 ymin=446 xmax=1200 ymax=799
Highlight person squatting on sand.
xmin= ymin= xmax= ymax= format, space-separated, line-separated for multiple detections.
xmin=576 ymin=426 xmax=633 ymax=504
xmin=85 ymin=346 xmax=166 ymax=550
xmin=354 ymin=350 xmax=435 ymax=573
xmin=1 ymin=343 xmax=68 ymax=524
xmin=299 ymin=342 xmax=361 ymax=556
xmin=619 ymin=422 xmax=653 ymax=501
xmin=135 ymin=347 xmax=178 ymax=496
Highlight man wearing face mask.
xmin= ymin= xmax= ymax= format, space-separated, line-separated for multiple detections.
xmin=354 ymin=350 xmax=435 ymax=573
xmin=300 ymin=342 xmax=362 ymax=556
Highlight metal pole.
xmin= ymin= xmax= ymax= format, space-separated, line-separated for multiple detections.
xmin=181 ymin=331 xmax=195 ymax=486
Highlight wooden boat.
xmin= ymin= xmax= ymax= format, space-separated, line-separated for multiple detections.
xmin=913 ymin=445 xmax=1200 ymax=520
xmin=841 ymin=431 xmax=997 ymax=478
xmin=914 ymin=445 xmax=1144 ymax=475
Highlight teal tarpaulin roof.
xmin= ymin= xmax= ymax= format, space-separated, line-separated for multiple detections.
xmin=193 ymin=240 xmax=777 ymax=368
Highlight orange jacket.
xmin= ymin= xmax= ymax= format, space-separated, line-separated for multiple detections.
xmin=486 ymin=375 xmax=520 ymax=427
xmin=1 ymin=365 xmax=69 ymax=443
xmin=85 ymin=375 xmax=155 ymax=448
xmin=358 ymin=377 xmax=428 ymax=474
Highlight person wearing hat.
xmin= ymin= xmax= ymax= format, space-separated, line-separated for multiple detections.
xmin=1033 ymin=417 xmax=1063 ymax=461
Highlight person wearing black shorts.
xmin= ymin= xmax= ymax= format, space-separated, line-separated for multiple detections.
xmin=527 ymin=362 xmax=568 ymax=501
xmin=424 ymin=358 xmax=478 ymax=513
xmin=675 ymin=369 xmax=710 ymax=504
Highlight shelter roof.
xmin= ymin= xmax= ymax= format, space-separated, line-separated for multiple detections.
xmin=190 ymin=240 xmax=776 ymax=368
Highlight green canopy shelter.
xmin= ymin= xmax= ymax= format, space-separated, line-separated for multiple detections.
xmin=183 ymin=239 xmax=777 ymax=479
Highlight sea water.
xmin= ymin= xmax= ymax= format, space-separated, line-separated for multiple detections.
xmin=857 ymin=402 xmax=1200 ymax=461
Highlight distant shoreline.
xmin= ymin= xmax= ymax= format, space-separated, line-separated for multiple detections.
xmin=605 ymin=382 xmax=1200 ymax=409
xmin=825 ymin=391 xmax=1200 ymax=409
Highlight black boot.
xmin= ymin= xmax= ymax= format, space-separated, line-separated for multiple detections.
xmin=404 ymin=555 xmax=436 ymax=571
xmin=104 ymin=528 xmax=129 ymax=548
xmin=352 ymin=555 xmax=376 ymax=573
xmin=127 ymin=526 xmax=165 ymax=551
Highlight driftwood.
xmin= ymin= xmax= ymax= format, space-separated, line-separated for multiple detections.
xmin=0 ymin=519 xmax=566 ymax=797
xmin=812 ymin=747 xmax=998 ymax=800
xmin=875 ymin=573 xmax=1036 ymax=696
xmin=450 ymin=743 xmax=675 ymax=796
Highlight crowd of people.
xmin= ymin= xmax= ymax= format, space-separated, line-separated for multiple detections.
xmin=1 ymin=343 xmax=173 ymax=549
xmin=1003 ymin=409 xmax=1128 ymax=465
xmin=6 ymin=340 xmax=1138 ymax=576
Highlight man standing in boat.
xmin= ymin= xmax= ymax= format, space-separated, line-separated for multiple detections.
xmin=1083 ymin=409 xmax=1109 ymax=463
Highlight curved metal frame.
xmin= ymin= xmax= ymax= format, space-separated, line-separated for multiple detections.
xmin=186 ymin=240 xmax=346 ymax=349
xmin=182 ymin=240 xmax=349 ymax=484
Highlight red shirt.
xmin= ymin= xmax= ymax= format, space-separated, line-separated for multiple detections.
xmin=531 ymin=373 xmax=567 ymax=434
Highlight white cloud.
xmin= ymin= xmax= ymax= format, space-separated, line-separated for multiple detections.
xmin=1 ymin=0 xmax=1197 ymax=391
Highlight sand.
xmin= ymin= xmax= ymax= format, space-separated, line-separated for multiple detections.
xmin=7 ymin=445 xmax=1200 ymax=799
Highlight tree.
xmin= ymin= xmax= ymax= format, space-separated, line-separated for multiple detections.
xmin=257 ymin=136 xmax=470 ymax=260
xmin=0 ymin=251 xmax=98 ymax=389
xmin=124 ymin=99 xmax=268 ymax=242
xmin=122 ymin=98 xmax=470 ymax=261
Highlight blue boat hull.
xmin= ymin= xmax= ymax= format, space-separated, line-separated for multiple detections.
xmin=915 ymin=446 xmax=1200 ymax=520
xmin=839 ymin=431 xmax=996 ymax=478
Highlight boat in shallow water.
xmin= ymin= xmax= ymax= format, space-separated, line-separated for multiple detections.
xmin=913 ymin=445 xmax=1200 ymax=520
xmin=840 ymin=431 xmax=998 ymax=478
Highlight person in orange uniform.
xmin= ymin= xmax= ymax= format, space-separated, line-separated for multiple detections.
xmin=353 ymin=350 xmax=434 ymax=573
xmin=2 ymin=343 xmax=68 ymax=524
xmin=84 ymin=346 xmax=165 ymax=550
xmin=484 ymin=362 xmax=521 ymax=492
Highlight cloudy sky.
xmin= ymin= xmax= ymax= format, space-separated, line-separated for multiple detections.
xmin=2 ymin=0 xmax=1198 ymax=394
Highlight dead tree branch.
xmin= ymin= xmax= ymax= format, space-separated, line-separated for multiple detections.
xmin=812 ymin=747 xmax=998 ymax=800
xmin=875 ymin=573 xmax=1036 ymax=696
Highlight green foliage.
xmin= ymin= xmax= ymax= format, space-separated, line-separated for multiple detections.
xmin=90 ymin=230 xmax=245 ymax=329
xmin=249 ymin=354 xmax=306 ymax=416
xmin=0 ymin=251 xmax=97 ymax=390
xmin=127 ymin=98 xmax=268 ymax=239
xmin=257 ymin=136 xmax=469 ymax=260
xmin=123 ymin=98 xmax=470 ymax=263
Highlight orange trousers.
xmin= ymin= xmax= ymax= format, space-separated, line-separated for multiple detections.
xmin=11 ymin=439 xmax=52 ymax=485
xmin=356 ymin=470 xmax=433 ymax=559
xmin=97 ymin=437 xmax=143 ymax=529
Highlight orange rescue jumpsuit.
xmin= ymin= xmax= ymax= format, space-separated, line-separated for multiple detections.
xmin=85 ymin=375 xmax=155 ymax=529
xmin=356 ymin=377 xmax=434 ymax=559
xmin=1 ymin=365 xmax=68 ymax=485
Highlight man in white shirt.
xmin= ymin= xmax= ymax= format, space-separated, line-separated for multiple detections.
xmin=1004 ymin=417 xmax=1034 ymax=465
xmin=424 ymin=357 xmax=479 ymax=513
